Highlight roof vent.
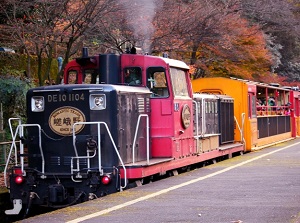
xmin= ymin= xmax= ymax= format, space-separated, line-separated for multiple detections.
xmin=269 ymin=83 xmax=280 ymax=87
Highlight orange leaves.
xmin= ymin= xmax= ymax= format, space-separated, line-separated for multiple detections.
xmin=189 ymin=14 xmax=273 ymax=80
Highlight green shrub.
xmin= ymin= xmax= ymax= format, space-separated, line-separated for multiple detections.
xmin=0 ymin=75 xmax=34 ymax=140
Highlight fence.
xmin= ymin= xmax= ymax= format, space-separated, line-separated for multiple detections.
xmin=0 ymin=141 xmax=19 ymax=172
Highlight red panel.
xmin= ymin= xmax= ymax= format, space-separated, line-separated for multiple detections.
xmin=120 ymin=144 xmax=244 ymax=179
xmin=173 ymin=99 xmax=194 ymax=138
xmin=151 ymin=137 xmax=173 ymax=157
xmin=161 ymin=100 xmax=172 ymax=115
xmin=150 ymin=99 xmax=174 ymax=136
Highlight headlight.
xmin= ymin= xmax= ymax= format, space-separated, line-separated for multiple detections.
xmin=31 ymin=96 xmax=44 ymax=112
xmin=90 ymin=94 xmax=106 ymax=110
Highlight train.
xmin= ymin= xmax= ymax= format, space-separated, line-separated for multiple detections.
xmin=192 ymin=77 xmax=300 ymax=151
xmin=4 ymin=47 xmax=297 ymax=217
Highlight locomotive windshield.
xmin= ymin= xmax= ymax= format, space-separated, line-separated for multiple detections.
xmin=169 ymin=67 xmax=189 ymax=97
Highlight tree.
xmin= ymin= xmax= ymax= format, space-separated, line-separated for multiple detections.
xmin=0 ymin=0 xmax=113 ymax=85
xmin=0 ymin=74 xmax=34 ymax=137
xmin=1 ymin=0 xmax=299 ymax=85
xmin=150 ymin=0 xmax=272 ymax=79
xmin=241 ymin=0 xmax=300 ymax=80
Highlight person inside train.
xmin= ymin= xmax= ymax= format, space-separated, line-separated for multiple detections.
xmin=124 ymin=68 xmax=141 ymax=85
xmin=68 ymin=71 xmax=77 ymax=84
xmin=83 ymin=73 xmax=92 ymax=84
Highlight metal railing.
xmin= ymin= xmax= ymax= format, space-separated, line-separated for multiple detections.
xmin=132 ymin=114 xmax=150 ymax=164
xmin=72 ymin=121 xmax=127 ymax=189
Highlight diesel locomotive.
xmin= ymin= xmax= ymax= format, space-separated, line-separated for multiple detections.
xmin=4 ymin=48 xmax=244 ymax=216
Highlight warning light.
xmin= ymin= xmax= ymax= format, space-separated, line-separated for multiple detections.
xmin=101 ymin=175 xmax=111 ymax=185
xmin=13 ymin=168 xmax=24 ymax=184
xmin=15 ymin=176 xmax=24 ymax=184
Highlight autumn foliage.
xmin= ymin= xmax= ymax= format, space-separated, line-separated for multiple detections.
xmin=0 ymin=0 xmax=299 ymax=85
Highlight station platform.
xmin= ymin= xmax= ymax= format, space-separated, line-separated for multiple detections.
xmin=19 ymin=138 xmax=300 ymax=223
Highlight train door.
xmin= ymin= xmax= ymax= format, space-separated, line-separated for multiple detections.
xmin=169 ymin=67 xmax=194 ymax=158
xmin=248 ymin=91 xmax=258 ymax=147
xmin=291 ymin=93 xmax=300 ymax=137
xmin=296 ymin=97 xmax=300 ymax=136
xmin=146 ymin=66 xmax=173 ymax=157
xmin=147 ymin=66 xmax=193 ymax=159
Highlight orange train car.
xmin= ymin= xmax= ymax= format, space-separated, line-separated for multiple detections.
xmin=192 ymin=77 xmax=300 ymax=152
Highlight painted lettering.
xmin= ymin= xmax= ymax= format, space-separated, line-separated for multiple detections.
xmin=47 ymin=93 xmax=84 ymax=103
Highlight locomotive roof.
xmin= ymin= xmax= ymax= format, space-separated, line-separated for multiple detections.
xmin=124 ymin=53 xmax=190 ymax=70
xmin=160 ymin=57 xmax=190 ymax=70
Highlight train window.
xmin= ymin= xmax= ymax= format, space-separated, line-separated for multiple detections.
xmin=124 ymin=67 xmax=142 ymax=85
xmin=208 ymin=101 xmax=212 ymax=113
xmin=67 ymin=70 xmax=77 ymax=84
xmin=249 ymin=94 xmax=257 ymax=118
xmin=147 ymin=67 xmax=169 ymax=98
xmin=214 ymin=101 xmax=218 ymax=113
xmin=83 ymin=73 xmax=92 ymax=84
xmin=169 ymin=68 xmax=189 ymax=97
xmin=83 ymin=69 xmax=97 ymax=84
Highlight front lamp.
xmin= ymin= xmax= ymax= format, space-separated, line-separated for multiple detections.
xmin=90 ymin=94 xmax=106 ymax=110
xmin=31 ymin=96 xmax=44 ymax=112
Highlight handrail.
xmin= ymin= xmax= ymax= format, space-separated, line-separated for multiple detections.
xmin=8 ymin=118 xmax=21 ymax=165
xmin=234 ymin=113 xmax=246 ymax=148
xmin=201 ymin=97 xmax=206 ymax=134
xmin=21 ymin=124 xmax=44 ymax=176
xmin=4 ymin=119 xmax=45 ymax=187
xmin=72 ymin=121 xmax=127 ymax=189
xmin=4 ymin=118 xmax=21 ymax=187
xmin=192 ymin=100 xmax=200 ymax=153
xmin=132 ymin=114 xmax=149 ymax=164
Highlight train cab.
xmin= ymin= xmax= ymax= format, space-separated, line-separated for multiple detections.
xmin=121 ymin=55 xmax=194 ymax=159
xmin=64 ymin=48 xmax=99 ymax=84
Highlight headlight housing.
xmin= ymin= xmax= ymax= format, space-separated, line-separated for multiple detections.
xmin=31 ymin=96 xmax=44 ymax=112
xmin=90 ymin=94 xmax=106 ymax=110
